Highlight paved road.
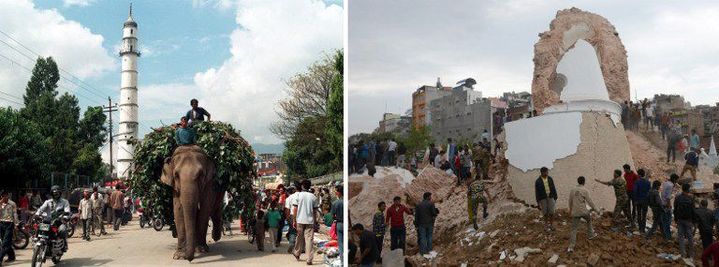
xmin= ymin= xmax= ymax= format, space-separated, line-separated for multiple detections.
xmin=9 ymin=218 xmax=329 ymax=266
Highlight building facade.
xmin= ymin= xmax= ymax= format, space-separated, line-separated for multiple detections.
xmin=377 ymin=113 xmax=412 ymax=135
xmin=116 ymin=7 xmax=140 ymax=178
xmin=429 ymin=87 xmax=491 ymax=143
xmin=411 ymin=78 xmax=453 ymax=129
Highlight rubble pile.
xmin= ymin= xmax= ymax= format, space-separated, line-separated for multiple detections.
xmin=413 ymin=210 xmax=702 ymax=266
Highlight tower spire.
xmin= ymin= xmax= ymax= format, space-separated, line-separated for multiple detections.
xmin=129 ymin=2 xmax=133 ymax=17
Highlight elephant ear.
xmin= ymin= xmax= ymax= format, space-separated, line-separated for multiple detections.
xmin=160 ymin=157 xmax=174 ymax=187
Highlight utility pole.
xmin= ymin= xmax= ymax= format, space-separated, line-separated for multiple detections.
xmin=102 ymin=97 xmax=118 ymax=182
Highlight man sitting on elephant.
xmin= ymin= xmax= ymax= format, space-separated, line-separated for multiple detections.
xmin=175 ymin=116 xmax=197 ymax=145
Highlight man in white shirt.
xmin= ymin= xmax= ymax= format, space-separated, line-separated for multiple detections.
xmin=90 ymin=187 xmax=107 ymax=236
xmin=78 ymin=190 xmax=93 ymax=241
xmin=292 ymin=180 xmax=319 ymax=265
xmin=387 ymin=139 xmax=398 ymax=166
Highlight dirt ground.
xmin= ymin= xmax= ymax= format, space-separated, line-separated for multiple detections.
xmin=7 ymin=218 xmax=333 ymax=266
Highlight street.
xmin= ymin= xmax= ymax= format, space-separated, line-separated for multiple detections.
xmin=8 ymin=218 xmax=328 ymax=266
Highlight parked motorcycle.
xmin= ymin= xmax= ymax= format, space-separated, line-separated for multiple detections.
xmin=13 ymin=221 xmax=30 ymax=249
xmin=152 ymin=213 xmax=165 ymax=231
xmin=65 ymin=213 xmax=79 ymax=238
xmin=137 ymin=207 xmax=150 ymax=229
xmin=31 ymin=210 xmax=70 ymax=267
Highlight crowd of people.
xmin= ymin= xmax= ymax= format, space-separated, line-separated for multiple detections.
xmin=534 ymin=162 xmax=719 ymax=265
xmin=248 ymin=179 xmax=343 ymax=265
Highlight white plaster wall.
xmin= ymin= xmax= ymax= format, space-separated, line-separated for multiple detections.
xmin=556 ymin=40 xmax=610 ymax=102
xmin=506 ymin=112 xmax=634 ymax=211
xmin=504 ymin=112 xmax=583 ymax=172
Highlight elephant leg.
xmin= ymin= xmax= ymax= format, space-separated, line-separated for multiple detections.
xmin=195 ymin=196 xmax=214 ymax=253
xmin=173 ymin=196 xmax=187 ymax=260
xmin=211 ymin=192 xmax=223 ymax=242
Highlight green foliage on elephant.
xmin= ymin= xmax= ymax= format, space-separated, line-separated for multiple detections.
xmin=128 ymin=121 xmax=257 ymax=231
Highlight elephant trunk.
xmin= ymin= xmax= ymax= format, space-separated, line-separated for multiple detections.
xmin=181 ymin=181 xmax=199 ymax=262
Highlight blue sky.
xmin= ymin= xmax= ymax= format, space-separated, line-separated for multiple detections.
xmin=0 ymin=0 xmax=343 ymax=161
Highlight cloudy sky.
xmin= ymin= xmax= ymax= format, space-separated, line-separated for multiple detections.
xmin=0 ymin=0 xmax=342 ymax=163
xmin=348 ymin=0 xmax=719 ymax=134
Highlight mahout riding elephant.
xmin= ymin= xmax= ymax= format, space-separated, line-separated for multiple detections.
xmin=160 ymin=145 xmax=224 ymax=261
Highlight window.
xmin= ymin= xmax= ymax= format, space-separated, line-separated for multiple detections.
xmin=130 ymin=45 xmax=133 ymax=51
xmin=131 ymin=29 xmax=134 ymax=34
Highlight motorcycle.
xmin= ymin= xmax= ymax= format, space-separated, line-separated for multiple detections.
xmin=66 ymin=213 xmax=78 ymax=238
xmin=13 ymin=221 xmax=30 ymax=250
xmin=152 ymin=214 xmax=165 ymax=231
xmin=31 ymin=210 xmax=70 ymax=267
xmin=137 ymin=207 xmax=150 ymax=229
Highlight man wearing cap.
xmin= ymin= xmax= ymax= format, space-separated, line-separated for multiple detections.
xmin=0 ymin=190 xmax=18 ymax=264
xmin=78 ymin=190 xmax=93 ymax=241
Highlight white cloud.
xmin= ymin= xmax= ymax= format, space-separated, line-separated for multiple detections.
xmin=161 ymin=0 xmax=342 ymax=144
xmin=63 ymin=0 xmax=95 ymax=7
xmin=192 ymin=0 xmax=235 ymax=10
xmin=0 ymin=0 xmax=115 ymax=105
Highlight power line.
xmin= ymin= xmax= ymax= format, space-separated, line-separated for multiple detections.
xmin=0 ymin=89 xmax=22 ymax=101
xmin=0 ymin=50 xmax=104 ymax=106
xmin=0 ymin=95 xmax=21 ymax=106
xmin=0 ymin=30 xmax=108 ymax=102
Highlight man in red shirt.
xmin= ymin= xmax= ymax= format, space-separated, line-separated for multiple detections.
xmin=385 ymin=196 xmax=413 ymax=253
xmin=623 ymin=164 xmax=639 ymax=230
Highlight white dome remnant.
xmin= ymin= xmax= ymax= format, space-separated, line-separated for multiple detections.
xmin=544 ymin=39 xmax=621 ymax=122
xmin=556 ymin=40 xmax=610 ymax=102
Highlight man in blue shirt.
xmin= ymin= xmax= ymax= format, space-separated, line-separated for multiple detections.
xmin=185 ymin=99 xmax=211 ymax=125
xmin=680 ymin=148 xmax=700 ymax=181
xmin=175 ymin=116 xmax=197 ymax=145
xmin=690 ymin=129 xmax=700 ymax=150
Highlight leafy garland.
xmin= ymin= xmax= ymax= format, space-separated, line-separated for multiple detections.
xmin=128 ymin=121 xmax=257 ymax=233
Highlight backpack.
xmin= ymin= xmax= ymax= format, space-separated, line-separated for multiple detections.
xmin=647 ymin=190 xmax=659 ymax=208
xmin=674 ymin=195 xmax=695 ymax=220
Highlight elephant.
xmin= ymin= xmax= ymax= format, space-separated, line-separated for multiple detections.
xmin=160 ymin=145 xmax=224 ymax=262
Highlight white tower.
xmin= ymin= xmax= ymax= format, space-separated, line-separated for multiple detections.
xmin=116 ymin=4 xmax=140 ymax=178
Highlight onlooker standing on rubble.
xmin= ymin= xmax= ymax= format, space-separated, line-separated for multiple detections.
xmin=690 ymin=129 xmax=701 ymax=151
xmin=674 ymin=183 xmax=696 ymax=262
xmin=567 ymin=176 xmax=598 ymax=253
xmin=447 ymin=138 xmax=457 ymax=173
xmin=680 ymin=148 xmax=700 ymax=181
xmin=535 ymin=167 xmax=558 ymax=231
xmin=468 ymin=174 xmax=490 ymax=230
xmin=387 ymin=139 xmax=398 ymax=166
xmin=623 ymin=164 xmax=639 ymax=230
xmin=385 ymin=196 xmax=412 ymax=253
xmin=667 ymin=127 xmax=681 ymax=163
xmin=372 ymin=201 xmax=386 ymax=264
xmin=415 ymin=192 xmax=439 ymax=255
xmin=696 ymin=199 xmax=715 ymax=250
xmin=632 ymin=169 xmax=651 ymax=233
xmin=645 ymin=180 xmax=665 ymax=241
xmin=661 ymin=174 xmax=679 ymax=240
xmin=597 ymin=170 xmax=631 ymax=232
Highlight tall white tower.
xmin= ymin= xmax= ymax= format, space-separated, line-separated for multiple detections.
xmin=117 ymin=4 xmax=140 ymax=178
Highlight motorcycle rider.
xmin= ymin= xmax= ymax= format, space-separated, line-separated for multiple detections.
xmin=34 ymin=186 xmax=71 ymax=252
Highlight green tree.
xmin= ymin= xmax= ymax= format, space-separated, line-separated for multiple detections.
xmin=325 ymin=50 xmax=343 ymax=168
xmin=0 ymin=107 xmax=50 ymax=188
xmin=400 ymin=125 xmax=432 ymax=155
xmin=19 ymin=57 xmax=106 ymax=181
